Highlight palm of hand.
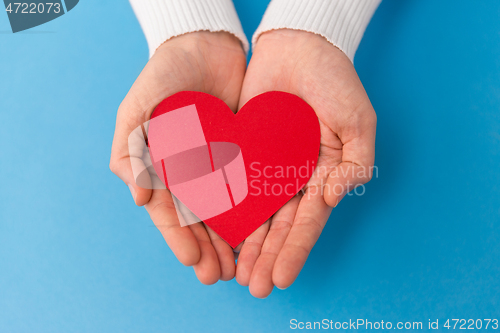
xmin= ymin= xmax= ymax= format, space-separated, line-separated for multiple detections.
xmin=111 ymin=29 xmax=376 ymax=294
xmin=235 ymin=29 xmax=376 ymax=298
xmin=110 ymin=31 xmax=247 ymax=284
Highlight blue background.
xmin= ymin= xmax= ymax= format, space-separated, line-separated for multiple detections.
xmin=1 ymin=1 xmax=499 ymax=332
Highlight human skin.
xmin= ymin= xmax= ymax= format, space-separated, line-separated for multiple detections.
xmin=235 ymin=29 xmax=376 ymax=298
xmin=110 ymin=31 xmax=247 ymax=284
xmin=110 ymin=29 xmax=376 ymax=297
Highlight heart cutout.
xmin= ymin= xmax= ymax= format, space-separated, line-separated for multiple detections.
xmin=147 ymin=91 xmax=320 ymax=247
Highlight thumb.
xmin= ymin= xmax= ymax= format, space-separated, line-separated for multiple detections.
xmin=324 ymin=162 xmax=374 ymax=207
xmin=324 ymin=117 xmax=376 ymax=207
xmin=110 ymin=121 xmax=153 ymax=207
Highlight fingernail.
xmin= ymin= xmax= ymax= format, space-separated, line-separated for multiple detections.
xmin=127 ymin=184 xmax=136 ymax=203
xmin=277 ymin=286 xmax=287 ymax=290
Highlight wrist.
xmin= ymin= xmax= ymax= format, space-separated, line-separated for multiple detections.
xmin=254 ymin=29 xmax=350 ymax=65
xmin=130 ymin=0 xmax=249 ymax=58
xmin=252 ymin=0 xmax=381 ymax=61
xmin=156 ymin=31 xmax=245 ymax=57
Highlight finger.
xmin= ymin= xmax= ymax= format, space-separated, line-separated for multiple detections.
xmin=248 ymin=196 xmax=301 ymax=298
xmin=233 ymin=242 xmax=244 ymax=253
xmin=324 ymin=110 xmax=377 ymax=207
xmin=205 ymin=225 xmax=236 ymax=281
xmin=110 ymin=114 xmax=153 ymax=206
xmin=324 ymin=161 xmax=372 ymax=207
xmin=189 ymin=223 xmax=221 ymax=285
xmin=145 ymin=189 xmax=200 ymax=266
xmin=109 ymin=47 xmax=199 ymax=207
xmin=235 ymin=219 xmax=270 ymax=287
xmin=272 ymin=187 xmax=332 ymax=290
xmin=233 ymin=242 xmax=243 ymax=261
xmin=109 ymin=79 xmax=169 ymax=207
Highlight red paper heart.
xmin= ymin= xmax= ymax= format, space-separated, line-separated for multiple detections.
xmin=148 ymin=91 xmax=320 ymax=247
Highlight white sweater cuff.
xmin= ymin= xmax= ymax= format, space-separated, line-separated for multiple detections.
xmin=252 ymin=0 xmax=381 ymax=61
xmin=129 ymin=0 xmax=249 ymax=58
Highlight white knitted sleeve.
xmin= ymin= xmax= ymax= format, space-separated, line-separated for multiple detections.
xmin=129 ymin=0 xmax=249 ymax=58
xmin=252 ymin=0 xmax=381 ymax=61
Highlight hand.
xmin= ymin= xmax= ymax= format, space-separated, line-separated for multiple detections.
xmin=235 ymin=29 xmax=377 ymax=298
xmin=110 ymin=31 xmax=246 ymax=284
